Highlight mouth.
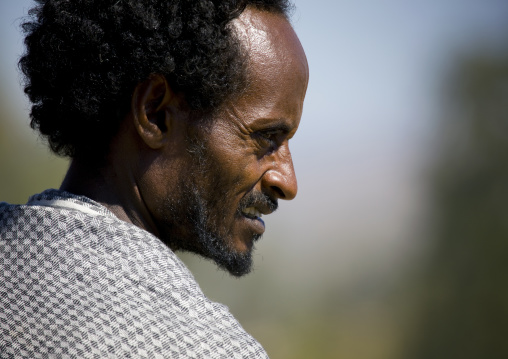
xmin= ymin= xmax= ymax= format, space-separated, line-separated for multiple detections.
xmin=241 ymin=206 xmax=263 ymax=219
xmin=240 ymin=206 xmax=267 ymax=234
xmin=237 ymin=192 xmax=278 ymax=235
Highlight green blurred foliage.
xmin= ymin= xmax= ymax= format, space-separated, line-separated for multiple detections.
xmin=405 ymin=51 xmax=508 ymax=359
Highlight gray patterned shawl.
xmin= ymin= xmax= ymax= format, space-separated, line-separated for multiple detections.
xmin=0 ymin=189 xmax=268 ymax=358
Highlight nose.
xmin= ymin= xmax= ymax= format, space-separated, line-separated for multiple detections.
xmin=261 ymin=145 xmax=298 ymax=200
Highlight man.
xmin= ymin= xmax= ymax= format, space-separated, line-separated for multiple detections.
xmin=0 ymin=0 xmax=308 ymax=357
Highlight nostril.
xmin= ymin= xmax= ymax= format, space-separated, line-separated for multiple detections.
xmin=271 ymin=186 xmax=285 ymax=199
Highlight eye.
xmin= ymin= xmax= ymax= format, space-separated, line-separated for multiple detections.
xmin=255 ymin=129 xmax=281 ymax=149
xmin=251 ymin=123 xmax=292 ymax=154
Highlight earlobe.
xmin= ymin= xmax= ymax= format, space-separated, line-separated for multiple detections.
xmin=131 ymin=74 xmax=182 ymax=149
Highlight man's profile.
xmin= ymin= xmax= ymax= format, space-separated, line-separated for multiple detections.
xmin=0 ymin=0 xmax=308 ymax=357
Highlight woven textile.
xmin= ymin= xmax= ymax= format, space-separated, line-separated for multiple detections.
xmin=0 ymin=189 xmax=268 ymax=358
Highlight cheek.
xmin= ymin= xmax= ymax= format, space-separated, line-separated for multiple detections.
xmin=217 ymin=152 xmax=263 ymax=197
xmin=204 ymin=122 xmax=263 ymax=195
xmin=138 ymin=155 xmax=184 ymax=217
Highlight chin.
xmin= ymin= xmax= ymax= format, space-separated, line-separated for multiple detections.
xmin=204 ymin=235 xmax=260 ymax=277
xmin=194 ymin=230 xmax=263 ymax=277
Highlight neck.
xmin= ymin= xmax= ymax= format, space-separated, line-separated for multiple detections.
xmin=60 ymin=158 xmax=160 ymax=237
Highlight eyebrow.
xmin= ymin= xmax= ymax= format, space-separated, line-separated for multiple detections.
xmin=260 ymin=120 xmax=292 ymax=134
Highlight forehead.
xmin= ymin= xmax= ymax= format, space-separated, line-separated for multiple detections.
xmin=231 ymin=7 xmax=309 ymax=94
xmin=221 ymin=8 xmax=309 ymax=134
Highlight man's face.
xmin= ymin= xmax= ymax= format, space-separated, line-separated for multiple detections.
xmin=155 ymin=7 xmax=309 ymax=276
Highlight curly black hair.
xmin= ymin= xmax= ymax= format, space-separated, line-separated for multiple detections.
xmin=19 ymin=0 xmax=292 ymax=159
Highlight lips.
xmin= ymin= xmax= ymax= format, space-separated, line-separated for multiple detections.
xmin=240 ymin=206 xmax=266 ymax=236
xmin=237 ymin=192 xmax=278 ymax=235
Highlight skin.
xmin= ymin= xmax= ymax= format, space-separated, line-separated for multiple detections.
xmin=61 ymin=7 xmax=309 ymax=275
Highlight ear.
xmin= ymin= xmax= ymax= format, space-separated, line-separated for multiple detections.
xmin=131 ymin=73 xmax=184 ymax=149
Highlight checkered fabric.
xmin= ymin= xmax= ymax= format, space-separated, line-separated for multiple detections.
xmin=0 ymin=189 xmax=268 ymax=358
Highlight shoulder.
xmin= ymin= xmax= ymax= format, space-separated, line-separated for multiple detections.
xmin=0 ymin=193 xmax=269 ymax=358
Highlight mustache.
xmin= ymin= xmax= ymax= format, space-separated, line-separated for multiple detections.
xmin=238 ymin=190 xmax=278 ymax=213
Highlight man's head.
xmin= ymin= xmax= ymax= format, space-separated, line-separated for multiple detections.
xmin=21 ymin=0 xmax=308 ymax=276
xmin=20 ymin=0 xmax=292 ymax=159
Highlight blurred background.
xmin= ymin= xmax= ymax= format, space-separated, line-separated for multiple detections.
xmin=2 ymin=1 xmax=508 ymax=358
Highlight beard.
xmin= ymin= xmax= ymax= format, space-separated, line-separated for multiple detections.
xmin=158 ymin=127 xmax=278 ymax=277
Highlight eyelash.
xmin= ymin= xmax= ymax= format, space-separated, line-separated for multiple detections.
xmin=257 ymin=130 xmax=280 ymax=148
